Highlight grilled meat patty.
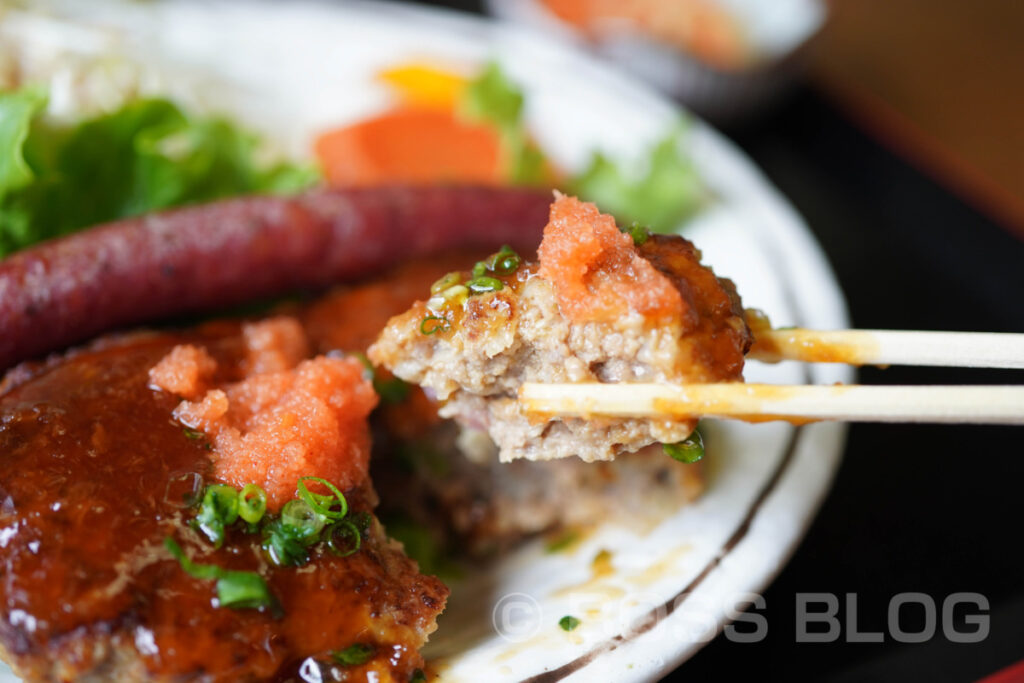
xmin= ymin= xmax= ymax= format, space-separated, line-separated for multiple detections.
xmin=307 ymin=257 xmax=709 ymax=557
xmin=0 ymin=326 xmax=447 ymax=682
xmin=369 ymin=195 xmax=752 ymax=462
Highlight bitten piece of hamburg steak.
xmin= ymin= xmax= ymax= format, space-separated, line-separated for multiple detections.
xmin=370 ymin=194 xmax=752 ymax=462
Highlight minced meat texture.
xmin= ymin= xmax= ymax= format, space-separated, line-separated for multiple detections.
xmin=368 ymin=195 xmax=751 ymax=462
xmin=294 ymin=258 xmax=710 ymax=558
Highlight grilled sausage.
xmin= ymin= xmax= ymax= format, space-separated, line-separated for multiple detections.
xmin=0 ymin=185 xmax=551 ymax=370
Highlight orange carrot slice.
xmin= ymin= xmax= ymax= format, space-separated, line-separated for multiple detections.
xmin=315 ymin=107 xmax=504 ymax=187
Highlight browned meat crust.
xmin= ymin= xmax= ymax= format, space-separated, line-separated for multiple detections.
xmin=0 ymin=186 xmax=551 ymax=371
xmin=369 ymin=232 xmax=751 ymax=462
xmin=0 ymin=328 xmax=447 ymax=682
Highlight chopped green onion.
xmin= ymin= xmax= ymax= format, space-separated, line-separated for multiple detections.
xmin=467 ymin=276 xmax=503 ymax=294
xmin=545 ymin=529 xmax=580 ymax=554
xmin=215 ymin=569 xmax=275 ymax=610
xmin=663 ymin=429 xmax=705 ymax=463
xmin=326 ymin=520 xmax=362 ymax=558
xmin=205 ymin=486 xmax=240 ymax=523
xmin=164 ymin=536 xmax=220 ymax=580
xmin=262 ymin=518 xmax=312 ymax=567
xmin=472 ymin=245 xmax=521 ymax=280
xmin=439 ymin=284 xmax=469 ymax=302
xmin=164 ymin=537 xmax=277 ymax=612
xmin=410 ymin=670 xmax=427 ymax=683
xmin=490 ymin=245 xmax=522 ymax=275
xmin=427 ymin=284 xmax=469 ymax=311
xmin=430 ymin=271 xmax=462 ymax=295
xmin=331 ymin=642 xmax=375 ymax=666
xmin=559 ymin=615 xmax=581 ymax=631
xmin=280 ymin=499 xmax=327 ymax=541
xmin=297 ymin=476 xmax=348 ymax=520
xmin=621 ymin=221 xmax=651 ymax=246
xmin=239 ymin=484 xmax=267 ymax=524
xmin=182 ymin=427 xmax=205 ymax=441
xmin=186 ymin=475 xmax=362 ymax=571
xmin=195 ymin=485 xmax=240 ymax=547
xmin=420 ymin=314 xmax=450 ymax=335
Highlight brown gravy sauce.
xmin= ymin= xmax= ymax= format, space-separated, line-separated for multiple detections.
xmin=0 ymin=254 xmax=473 ymax=680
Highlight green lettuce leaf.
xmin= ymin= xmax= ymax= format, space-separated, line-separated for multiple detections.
xmin=0 ymin=87 xmax=47 ymax=195
xmin=459 ymin=62 xmax=549 ymax=186
xmin=459 ymin=63 xmax=707 ymax=231
xmin=0 ymin=89 xmax=318 ymax=257
xmin=571 ymin=125 xmax=707 ymax=234
xmin=461 ymin=61 xmax=524 ymax=134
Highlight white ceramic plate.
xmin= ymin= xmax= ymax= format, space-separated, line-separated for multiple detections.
xmin=0 ymin=2 xmax=850 ymax=681
xmin=486 ymin=0 xmax=826 ymax=120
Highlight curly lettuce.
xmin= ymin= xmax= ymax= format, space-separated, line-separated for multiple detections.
xmin=570 ymin=125 xmax=707 ymax=234
xmin=459 ymin=63 xmax=707 ymax=232
xmin=0 ymin=88 xmax=317 ymax=257
xmin=460 ymin=62 xmax=549 ymax=186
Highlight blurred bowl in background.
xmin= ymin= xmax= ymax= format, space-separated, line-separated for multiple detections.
xmin=487 ymin=0 xmax=827 ymax=124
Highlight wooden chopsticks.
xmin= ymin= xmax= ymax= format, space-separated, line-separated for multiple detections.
xmin=519 ymin=329 xmax=1024 ymax=425
xmin=519 ymin=383 xmax=1024 ymax=425
xmin=749 ymin=329 xmax=1024 ymax=369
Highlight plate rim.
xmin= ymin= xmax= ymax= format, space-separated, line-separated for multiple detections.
xmin=0 ymin=2 xmax=851 ymax=681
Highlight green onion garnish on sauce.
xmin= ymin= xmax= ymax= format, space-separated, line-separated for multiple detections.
xmin=185 ymin=477 xmax=362 ymax=570
xmin=491 ymin=245 xmax=521 ymax=275
xmin=466 ymin=276 xmax=504 ymax=294
xmin=474 ymin=244 xmax=521 ymax=277
xmin=214 ymin=569 xmax=277 ymax=610
xmin=331 ymin=642 xmax=375 ymax=666
xmin=164 ymin=537 xmax=277 ymax=613
xmin=280 ymin=499 xmax=327 ymax=541
xmin=297 ymin=476 xmax=348 ymax=520
xmin=430 ymin=271 xmax=463 ymax=294
xmin=420 ymin=314 xmax=450 ymax=335
xmin=421 ymin=246 xmax=522 ymax=336
xmin=326 ymin=520 xmax=362 ymax=558
xmin=663 ymin=429 xmax=705 ymax=463
xmin=238 ymin=484 xmax=267 ymax=524
xmin=261 ymin=478 xmax=360 ymax=567
xmin=559 ymin=615 xmax=581 ymax=631
xmin=195 ymin=485 xmax=241 ymax=547
xmin=261 ymin=517 xmax=313 ymax=567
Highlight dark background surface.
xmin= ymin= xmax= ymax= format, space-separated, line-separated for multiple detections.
xmin=413 ymin=2 xmax=1024 ymax=680
xmin=686 ymin=88 xmax=1024 ymax=683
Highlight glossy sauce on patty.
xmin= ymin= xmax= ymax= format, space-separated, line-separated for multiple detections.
xmin=0 ymin=323 xmax=447 ymax=680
